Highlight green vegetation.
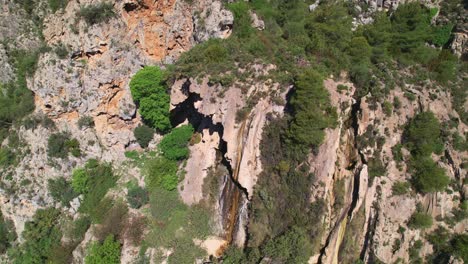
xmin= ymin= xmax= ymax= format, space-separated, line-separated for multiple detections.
xmin=263 ymin=226 xmax=312 ymax=263
xmin=71 ymin=160 xmax=117 ymax=222
xmin=78 ymin=2 xmax=115 ymax=25
xmin=146 ymin=187 xmax=211 ymax=263
xmin=48 ymin=0 xmax=68 ymax=12
xmin=85 ymin=235 xmax=121 ymax=264
xmin=0 ymin=211 xmax=16 ymax=254
xmin=288 ymin=69 xmax=337 ymax=154
xmin=10 ymin=208 xmax=62 ymax=264
xmin=48 ymin=177 xmax=78 ymax=206
xmin=158 ymin=125 xmax=194 ymax=160
xmin=431 ymin=23 xmax=453 ymax=47
xmin=134 ymin=125 xmax=154 ymax=148
xmin=145 ymin=157 xmax=179 ymax=191
xmin=392 ymin=181 xmax=410 ymax=195
xmin=427 ymin=226 xmax=468 ymax=263
xmin=402 ymin=112 xmax=449 ymax=193
xmin=47 ymin=133 xmax=81 ymax=158
xmin=78 ymin=116 xmax=95 ymax=129
xmin=130 ymin=66 xmax=171 ymax=133
xmin=127 ymin=182 xmax=149 ymax=209
xmin=408 ymin=212 xmax=433 ymax=229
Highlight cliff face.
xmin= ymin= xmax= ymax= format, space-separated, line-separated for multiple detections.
xmin=0 ymin=0 xmax=466 ymax=263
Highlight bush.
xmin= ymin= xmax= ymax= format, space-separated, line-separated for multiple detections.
xmin=408 ymin=212 xmax=433 ymax=229
xmin=450 ymin=234 xmax=468 ymax=262
xmin=48 ymin=177 xmax=78 ymax=206
xmin=431 ymin=23 xmax=453 ymax=47
xmin=288 ymin=69 xmax=337 ymax=153
xmin=78 ymin=2 xmax=115 ymax=25
xmin=47 ymin=133 xmax=81 ymax=158
xmin=78 ymin=116 xmax=95 ymax=129
xmin=0 ymin=211 xmax=16 ymax=254
xmin=72 ymin=160 xmax=117 ymax=220
xmin=158 ymin=125 xmax=194 ymax=160
xmin=411 ymin=157 xmax=449 ymax=193
xmin=54 ymin=43 xmax=69 ymax=58
xmin=11 ymin=208 xmax=62 ymax=264
xmin=85 ymin=235 xmax=121 ymax=264
xmin=48 ymin=0 xmax=68 ymax=12
xmin=0 ymin=148 xmax=15 ymax=168
xmin=127 ymin=184 xmax=148 ymax=209
xmin=145 ymin=157 xmax=179 ymax=191
xmin=404 ymin=111 xmax=443 ymax=157
xmin=134 ymin=125 xmax=154 ymax=148
xmin=263 ymin=226 xmax=313 ymax=263
xmin=94 ymin=202 xmax=128 ymax=241
xmin=392 ymin=181 xmax=410 ymax=195
xmin=130 ymin=66 xmax=171 ymax=133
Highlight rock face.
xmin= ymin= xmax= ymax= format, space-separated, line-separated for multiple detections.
xmin=170 ymin=66 xmax=287 ymax=247
xmin=308 ymin=77 xmax=467 ymax=264
xmin=0 ymin=0 xmax=234 ymax=260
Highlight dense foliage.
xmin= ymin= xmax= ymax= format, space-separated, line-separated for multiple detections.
xmin=134 ymin=125 xmax=154 ymax=148
xmin=158 ymin=125 xmax=194 ymax=160
xmin=47 ymin=133 xmax=81 ymax=158
xmin=48 ymin=177 xmax=78 ymax=206
xmin=11 ymin=208 xmax=62 ymax=264
xmin=0 ymin=211 xmax=16 ymax=254
xmin=403 ymin=112 xmax=449 ymax=193
xmin=130 ymin=66 xmax=171 ymax=133
xmin=85 ymin=235 xmax=121 ymax=264
xmin=71 ymin=160 xmax=117 ymax=222
xmin=145 ymin=157 xmax=179 ymax=191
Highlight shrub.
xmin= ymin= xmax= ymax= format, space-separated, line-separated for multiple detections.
xmin=0 ymin=148 xmax=15 ymax=168
xmin=0 ymin=211 xmax=16 ymax=254
xmin=73 ymin=160 xmax=117 ymax=220
xmin=404 ymin=111 xmax=443 ymax=157
xmin=124 ymin=216 xmax=146 ymax=246
xmin=78 ymin=2 xmax=115 ymax=25
xmin=134 ymin=125 xmax=154 ymax=148
xmin=158 ymin=125 xmax=194 ymax=160
xmin=127 ymin=184 xmax=149 ymax=209
xmin=288 ymin=69 xmax=337 ymax=153
xmin=130 ymin=66 xmax=171 ymax=133
xmin=47 ymin=133 xmax=81 ymax=158
xmin=78 ymin=116 xmax=95 ymax=129
xmin=450 ymin=234 xmax=468 ymax=262
xmin=408 ymin=212 xmax=433 ymax=229
xmin=85 ymin=235 xmax=121 ymax=264
xmin=145 ymin=157 xmax=178 ymax=191
xmin=94 ymin=202 xmax=128 ymax=241
xmin=411 ymin=157 xmax=449 ymax=193
xmin=263 ymin=226 xmax=313 ymax=263
xmin=48 ymin=133 xmax=70 ymax=158
xmin=48 ymin=177 xmax=78 ymax=206
xmin=392 ymin=181 xmax=410 ymax=195
xmin=431 ymin=23 xmax=453 ymax=47
xmin=11 ymin=208 xmax=62 ymax=264
xmin=54 ymin=43 xmax=69 ymax=58
xmin=48 ymin=0 xmax=68 ymax=12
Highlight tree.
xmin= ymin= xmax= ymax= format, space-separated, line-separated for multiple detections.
xmin=130 ymin=67 xmax=171 ymax=133
xmin=134 ymin=125 xmax=154 ymax=148
xmin=12 ymin=208 xmax=62 ymax=264
xmin=263 ymin=226 xmax=313 ymax=263
xmin=72 ymin=168 xmax=89 ymax=194
xmin=85 ymin=235 xmax=121 ymax=264
xmin=158 ymin=125 xmax=194 ymax=160
xmin=408 ymin=212 xmax=433 ymax=229
xmin=411 ymin=157 xmax=449 ymax=193
xmin=405 ymin=111 xmax=443 ymax=157
xmin=288 ymin=69 xmax=336 ymax=152
xmin=450 ymin=234 xmax=468 ymax=262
